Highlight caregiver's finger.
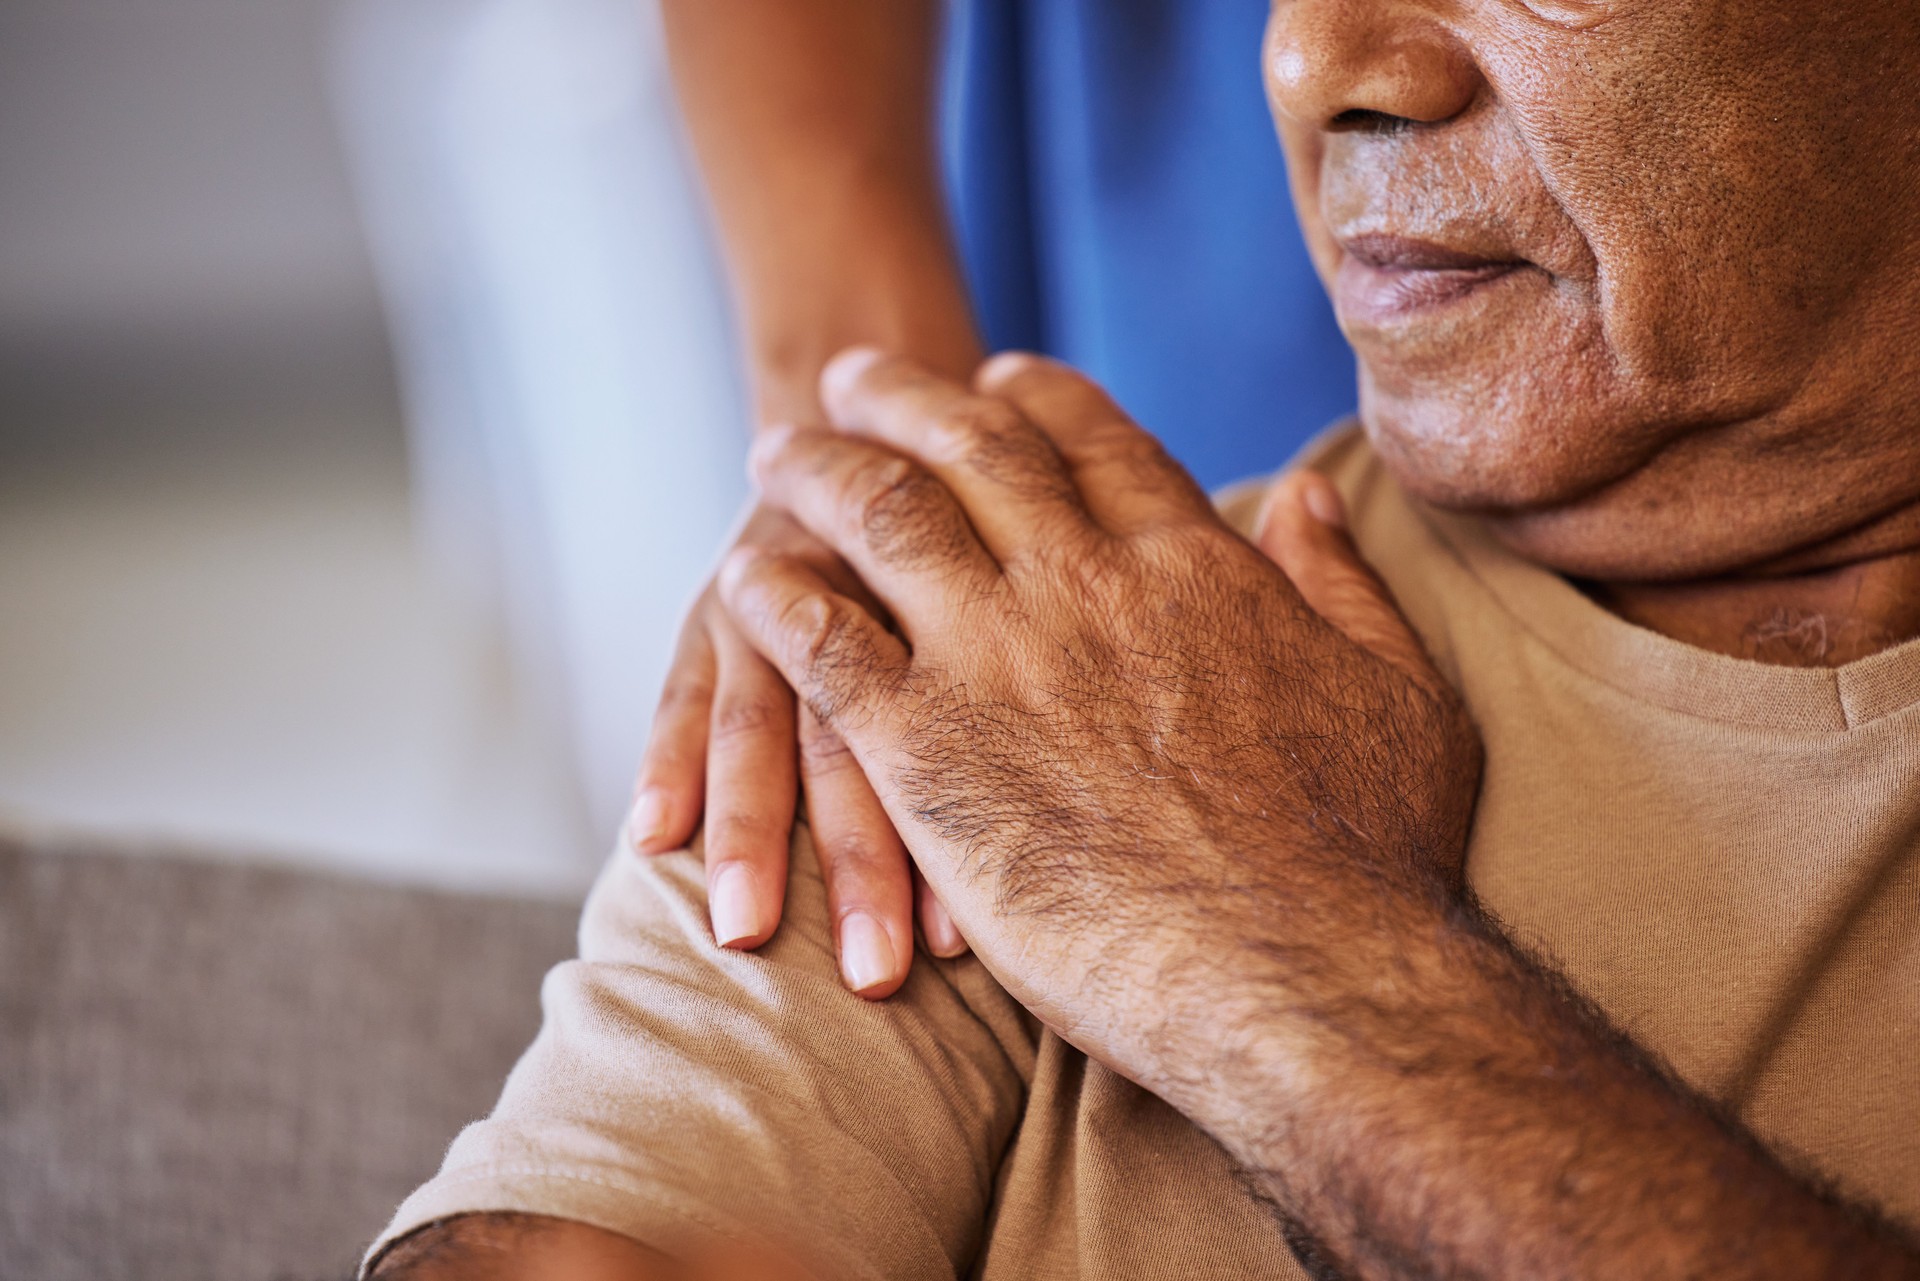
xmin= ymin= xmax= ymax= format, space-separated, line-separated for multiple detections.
xmin=749 ymin=424 xmax=1000 ymax=631
xmin=818 ymin=347 xmax=1091 ymax=556
xmin=799 ymin=708 xmax=914 ymax=999
xmin=717 ymin=545 xmax=914 ymax=747
xmin=702 ymin=619 xmax=800 ymax=950
xmin=974 ymin=351 xmax=1214 ymax=531
xmin=628 ymin=604 xmax=717 ymax=855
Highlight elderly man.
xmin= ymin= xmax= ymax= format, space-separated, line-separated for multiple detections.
xmin=365 ymin=1 xmax=1920 ymax=1278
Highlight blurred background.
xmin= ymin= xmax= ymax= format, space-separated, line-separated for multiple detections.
xmin=1 ymin=3 xmax=1350 ymax=1275
xmin=1 ymin=0 xmax=749 ymax=901
xmin=3 ymin=2 xmax=749 ymax=1274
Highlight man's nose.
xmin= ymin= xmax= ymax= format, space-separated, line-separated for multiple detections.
xmin=1265 ymin=0 xmax=1481 ymax=131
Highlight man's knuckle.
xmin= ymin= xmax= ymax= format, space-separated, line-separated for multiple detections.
xmin=948 ymin=404 xmax=1077 ymax=499
xmin=843 ymin=457 xmax=964 ymax=564
xmin=1104 ymin=426 xmax=1171 ymax=470
xmin=933 ymin=400 xmax=1024 ymax=456
xmin=774 ymin=594 xmax=874 ymax=681
xmin=847 ymin=455 xmax=927 ymax=527
xmin=805 ymin=604 xmax=876 ymax=672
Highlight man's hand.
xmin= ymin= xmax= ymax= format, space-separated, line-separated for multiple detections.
xmin=720 ymin=348 xmax=1920 ymax=1280
xmin=719 ymin=346 xmax=1480 ymax=1071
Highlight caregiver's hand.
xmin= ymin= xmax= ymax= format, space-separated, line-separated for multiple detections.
xmin=628 ymin=503 xmax=968 ymax=1002
xmin=717 ymin=346 xmax=1482 ymax=1100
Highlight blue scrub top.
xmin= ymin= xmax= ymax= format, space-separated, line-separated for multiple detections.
xmin=941 ymin=0 xmax=1356 ymax=489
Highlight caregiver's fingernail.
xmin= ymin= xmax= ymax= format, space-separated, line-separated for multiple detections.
xmin=1301 ymin=473 xmax=1348 ymax=530
xmin=625 ymin=788 xmax=670 ymax=852
xmin=710 ymin=863 xmax=765 ymax=948
xmin=838 ymin=911 xmax=898 ymax=993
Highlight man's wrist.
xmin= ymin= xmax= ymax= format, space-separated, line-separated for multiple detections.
xmin=1117 ymin=866 xmax=1484 ymax=1157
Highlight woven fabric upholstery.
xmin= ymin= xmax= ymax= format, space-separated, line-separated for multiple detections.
xmin=0 ymin=835 xmax=579 ymax=1281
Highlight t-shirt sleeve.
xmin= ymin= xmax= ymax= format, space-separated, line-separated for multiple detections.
xmin=362 ymin=827 xmax=1039 ymax=1281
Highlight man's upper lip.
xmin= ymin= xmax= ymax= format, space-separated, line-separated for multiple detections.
xmin=1340 ymin=233 xmax=1524 ymax=273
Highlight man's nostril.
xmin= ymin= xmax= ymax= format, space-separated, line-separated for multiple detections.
xmin=1329 ymin=109 xmax=1416 ymax=134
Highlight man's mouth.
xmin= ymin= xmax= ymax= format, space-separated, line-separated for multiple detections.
xmin=1334 ymin=233 xmax=1527 ymax=328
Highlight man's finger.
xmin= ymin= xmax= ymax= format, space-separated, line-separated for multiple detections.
xmin=750 ymin=423 xmax=999 ymax=636
xmin=701 ymin=622 xmax=799 ymax=950
xmin=628 ymin=607 xmax=716 ymax=854
xmin=799 ymin=708 xmax=914 ymax=999
xmin=717 ymin=545 xmax=914 ymax=748
xmin=819 ymin=347 xmax=1094 ymax=558
xmin=974 ymin=352 xmax=1214 ymax=532
xmin=1255 ymin=471 xmax=1436 ymax=684
xmin=915 ymin=868 xmax=968 ymax=959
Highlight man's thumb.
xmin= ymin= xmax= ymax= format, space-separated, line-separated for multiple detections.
xmin=1254 ymin=471 xmax=1433 ymax=681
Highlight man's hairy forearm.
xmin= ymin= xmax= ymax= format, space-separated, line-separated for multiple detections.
xmin=1165 ymin=881 xmax=1920 ymax=1280
xmin=659 ymin=0 xmax=981 ymax=422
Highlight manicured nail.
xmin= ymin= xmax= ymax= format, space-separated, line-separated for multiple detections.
xmin=922 ymin=900 xmax=968 ymax=959
xmin=625 ymin=788 xmax=671 ymax=852
xmin=838 ymin=911 xmax=898 ymax=993
xmin=1301 ymin=473 xmax=1348 ymax=529
xmin=709 ymin=863 xmax=764 ymax=948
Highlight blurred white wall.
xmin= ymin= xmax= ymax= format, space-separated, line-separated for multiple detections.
xmin=333 ymin=0 xmax=751 ymax=831
xmin=0 ymin=0 xmax=745 ymax=890
xmin=0 ymin=0 xmax=396 ymax=432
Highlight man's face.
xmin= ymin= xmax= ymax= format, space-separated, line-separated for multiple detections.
xmin=1267 ymin=0 xmax=1920 ymax=580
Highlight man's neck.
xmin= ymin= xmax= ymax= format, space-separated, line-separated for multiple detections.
xmin=1584 ymin=504 xmax=1920 ymax=667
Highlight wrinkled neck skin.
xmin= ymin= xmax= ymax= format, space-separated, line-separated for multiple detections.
xmin=1472 ymin=392 xmax=1920 ymax=670
xmin=1580 ymin=501 xmax=1920 ymax=667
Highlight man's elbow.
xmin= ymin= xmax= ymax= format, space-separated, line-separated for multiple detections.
xmin=367 ymin=1212 xmax=667 ymax=1281
xmin=367 ymin=1211 xmax=821 ymax=1281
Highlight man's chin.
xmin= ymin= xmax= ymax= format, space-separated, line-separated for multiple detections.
xmin=1358 ymin=403 xmax=1636 ymax=513
xmin=1358 ymin=406 xmax=1732 ymax=582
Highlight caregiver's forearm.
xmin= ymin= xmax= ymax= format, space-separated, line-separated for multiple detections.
xmin=659 ymin=0 xmax=982 ymax=424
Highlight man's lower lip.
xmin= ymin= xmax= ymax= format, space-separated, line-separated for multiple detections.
xmin=1334 ymin=256 xmax=1524 ymax=327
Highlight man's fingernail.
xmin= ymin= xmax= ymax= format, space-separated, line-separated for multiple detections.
xmin=625 ymin=788 xmax=671 ymax=852
xmin=748 ymin=422 xmax=797 ymax=472
xmin=710 ymin=863 xmax=764 ymax=947
xmin=838 ymin=911 xmax=898 ymax=993
xmin=821 ymin=346 xmax=885 ymax=400
xmin=977 ymin=350 xmax=1039 ymax=387
xmin=1301 ymin=474 xmax=1348 ymax=530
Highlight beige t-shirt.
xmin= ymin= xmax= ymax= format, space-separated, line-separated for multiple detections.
xmin=369 ymin=428 xmax=1920 ymax=1279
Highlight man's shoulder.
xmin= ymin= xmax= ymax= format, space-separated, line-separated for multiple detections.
xmin=363 ymin=825 xmax=1040 ymax=1279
